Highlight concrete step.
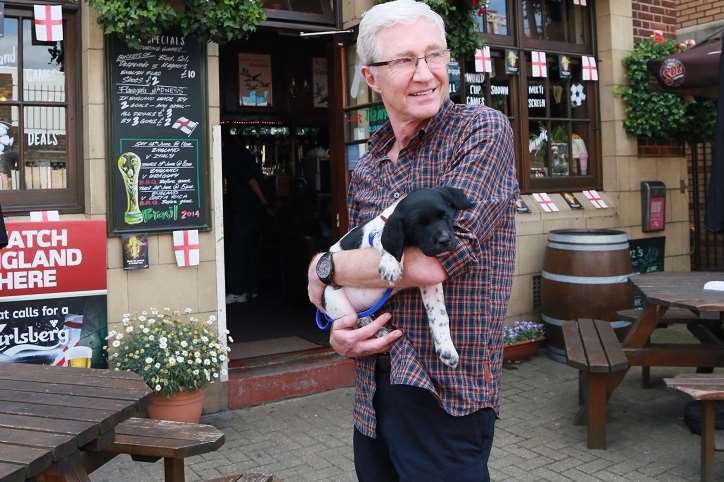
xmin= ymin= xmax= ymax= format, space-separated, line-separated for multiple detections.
xmin=228 ymin=348 xmax=354 ymax=408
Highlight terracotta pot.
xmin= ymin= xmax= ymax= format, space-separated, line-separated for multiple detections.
xmin=147 ymin=387 xmax=206 ymax=423
xmin=503 ymin=338 xmax=545 ymax=362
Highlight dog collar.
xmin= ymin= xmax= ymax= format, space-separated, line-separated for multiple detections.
xmin=315 ymin=288 xmax=394 ymax=331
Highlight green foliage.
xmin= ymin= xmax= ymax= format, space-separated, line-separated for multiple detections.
xmin=107 ymin=308 xmax=229 ymax=397
xmin=615 ymin=38 xmax=717 ymax=143
xmin=376 ymin=0 xmax=485 ymax=61
xmin=86 ymin=0 xmax=265 ymax=48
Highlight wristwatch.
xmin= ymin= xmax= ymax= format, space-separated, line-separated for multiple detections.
xmin=315 ymin=251 xmax=336 ymax=286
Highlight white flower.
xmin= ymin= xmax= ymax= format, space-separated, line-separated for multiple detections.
xmin=194 ymin=351 xmax=200 ymax=358
xmin=190 ymin=317 xmax=198 ymax=322
xmin=182 ymin=350 xmax=188 ymax=356
xmin=193 ymin=369 xmax=199 ymax=375
xmin=201 ymin=336 xmax=209 ymax=343
xmin=160 ymin=337 xmax=168 ymax=344
xmin=168 ymin=357 xmax=176 ymax=366
xmin=207 ymin=319 xmax=213 ymax=326
xmin=204 ymin=359 xmax=211 ymax=366
xmin=112 ymin=340 xmax=120 ymax=347
xmin=154 ymin=362 xmax=161 ymax=369
xmin=219 ymin=354 xmax=226 ymax=361
xmin=142 ymin=311 xmax=148 ymax=315
xmin=126 ymin=326 xmax=133 ymax=333
xmin=143 ymin=328 xmax=150 ymax=334
xmin=145 ymin=357 xmax=153 ymax=364
xmin=195 ymin=358 xmax=202 ymax=364
xmin=155 ymin=384 xmax=161 ymax=391
xmin=148 ymin=318 xmax=156 ymax=324
xmin=228 ymin=336 xmax=234 ymax=343
xmin=181 ymin=341 xmax=188 ymax=348
xmin=164 ymin=307 xmax=171 ymax=311
xmin=213 ymin=372 xmax=219 ymax=378
xmin=184 ymin=307 xmax=192 ymax=314
xmin=225 ymin=329 xmax=230 ymax=335
xmin=176 ymin=356 xmax=184 ymax=363
xmin=138 ymin=316 xmax=146 ymax=322
xmin=148 ymin=335 xmax=155 ymax=341
xmin=122 ymin=313 xmax=130 ymax=318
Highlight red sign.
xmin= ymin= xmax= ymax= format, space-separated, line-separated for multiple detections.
xmin=0 ymin=220 xmax=106 ymax=298
xmin=648 ymin=197 xmax=665 ymax=231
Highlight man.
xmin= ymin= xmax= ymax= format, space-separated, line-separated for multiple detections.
xmin=307 ymin=1 xmax=518 ymax=480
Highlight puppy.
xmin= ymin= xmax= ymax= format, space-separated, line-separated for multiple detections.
xmin=320 ymin=186 xmax=473 ymax=368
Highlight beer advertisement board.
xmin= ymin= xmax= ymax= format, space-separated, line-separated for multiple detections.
xmin=0 ymin=219 xmax=108 ymax=367
xmin=106 ymin=34 xmax=209 ymax=234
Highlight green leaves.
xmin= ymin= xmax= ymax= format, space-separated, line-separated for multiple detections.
xmin=616 ymin=38 xmax=716 ymax=143
xmin=86 ymin=0 xmax=266 ymax=48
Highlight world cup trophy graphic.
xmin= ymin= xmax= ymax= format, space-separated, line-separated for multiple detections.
xmin=118 ymin=152 xmax=143 ymax=224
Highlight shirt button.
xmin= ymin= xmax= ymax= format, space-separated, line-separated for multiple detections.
xmin=393 ymin=192 xmax=400 ymax=199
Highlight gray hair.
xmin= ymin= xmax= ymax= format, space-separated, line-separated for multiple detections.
xmin=357 ymin=0 xmax=447 ymax=66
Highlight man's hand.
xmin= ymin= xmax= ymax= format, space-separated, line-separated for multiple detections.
xmin=329 ymin=312 xmax=402 ymax=358
xmin=307 ymin=252 xmax=325 ymax=310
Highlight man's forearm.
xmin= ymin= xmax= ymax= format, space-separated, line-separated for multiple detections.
xmin=332 ymin=247 xmax=447 ymax=289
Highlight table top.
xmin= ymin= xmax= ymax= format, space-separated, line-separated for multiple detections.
xmin=630 ymin=271 xmax=724 ymax=312
xmin=0 ymin=363 xmax=150 ymax=482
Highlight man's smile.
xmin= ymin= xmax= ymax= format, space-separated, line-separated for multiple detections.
xmin=409 ymin=87 xmax=437 ymax=97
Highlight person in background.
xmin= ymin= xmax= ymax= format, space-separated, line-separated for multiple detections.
xmin=306 ymin=1 xmax=518 ymax=480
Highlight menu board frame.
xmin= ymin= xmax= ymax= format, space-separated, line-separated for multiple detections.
xmin=105 ymin=34 xmax=211 ymax=235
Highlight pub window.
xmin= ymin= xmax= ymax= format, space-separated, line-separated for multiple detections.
xmin=0 ymin=6 xmax=81 ymax=213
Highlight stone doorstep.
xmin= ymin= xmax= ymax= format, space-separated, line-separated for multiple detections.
xmin=227 ymin=348 xmax=354 ymax=409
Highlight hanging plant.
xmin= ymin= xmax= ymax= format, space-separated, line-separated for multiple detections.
xmin=376 ymin=0 xmax=487 ymax=61
xmin=86 ymin=0 xmax=266 ymax=48
xmin=614 ymin=38 xmax=716 ymax=143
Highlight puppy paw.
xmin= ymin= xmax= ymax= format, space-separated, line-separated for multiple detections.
xmin=357 ymin=316 xmax=391 ymax=338
xmin=436 ymin=345 xmax=459 ymax=369
xmin=378 ymin=253 xmax=403 ymax=284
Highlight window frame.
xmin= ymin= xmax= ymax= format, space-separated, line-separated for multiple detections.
xmin=0 ymin=3 xmax=83 ymax=214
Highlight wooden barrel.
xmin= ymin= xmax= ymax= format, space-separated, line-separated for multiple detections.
xmin=541 ymin=229 xmax=634 ymax=362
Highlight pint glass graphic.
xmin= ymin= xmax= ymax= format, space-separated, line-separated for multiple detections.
xmin=118 ymin=152 xmax=143 ymax=224
xmin=65 ymin=346 xmax=92 ymax=368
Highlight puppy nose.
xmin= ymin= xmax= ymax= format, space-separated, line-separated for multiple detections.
xmin=436 ymin=232 xmax=451 ymax=248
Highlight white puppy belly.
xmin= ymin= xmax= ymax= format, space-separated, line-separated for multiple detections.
xmin=344 ymin=287 xmax=390 ymax=312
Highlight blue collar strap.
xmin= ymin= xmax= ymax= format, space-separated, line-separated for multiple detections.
xmin=315 ymin=287 xmax=394 ymax=331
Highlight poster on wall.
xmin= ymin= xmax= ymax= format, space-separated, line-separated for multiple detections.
xmin=0 ymin=219 xmax=107 ymax=367
xmin=106 ymin=34 xmax=210 ymax=234
xmin=238 ymin=53 xmax=273 ymax=107
xmin=465 ymin=71 xmax=485 ymax=106
xmin=312 ymin=57 xmax=328 ymax=108
xmin=629 ymin=236 xmax=665 ymax=307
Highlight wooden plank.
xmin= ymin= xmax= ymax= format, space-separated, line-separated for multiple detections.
xmin=0 ymin=364 xmax=145 ymax=387
xmin=0 ymin=414 xmax=97 ymax=446
xmin=0 ymin=401 xmax=117 ymax=431
xmin=164 ymin=458 xmax=185 ymax=482
xmin=0 ymin=428 xmax=75 ymax=458
xmin=562 ymin=321 xmax=587 ymax=369
xmin=0 ymin=462 xmax=25 ymax=482
xmin=594 ymin=320 xmax=629 ymax=372
xmin=0 ymin=379 xmax=148 ymax=402
xmin=111 ymin=433 xmax=224 ymax=459
xmin=578 ymin=319 xmax=610 ymax=373
xmin=0 ymin=442 xmax=52 ymax=475
xmin=0 ymin=389 xmax=135 ymax=413
xmin=625 ymin=344 xmax=724 ymax=369
xmin=630 ymin=272 xmax=724 ymax=312
xmin=114 ymin=418 xmax=223 ymax=444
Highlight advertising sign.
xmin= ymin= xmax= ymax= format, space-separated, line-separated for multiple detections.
xmin=0 ymin=219 xmax=107 ymax=367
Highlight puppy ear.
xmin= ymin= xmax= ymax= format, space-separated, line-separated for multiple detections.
xmin=380 ymin=212 xmax=405 ymax=262
xmin=437 ymin=186 xmax=474 ymax=210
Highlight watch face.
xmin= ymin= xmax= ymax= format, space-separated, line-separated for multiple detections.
xmin=317 ymin=254 xmax=332 ymax=280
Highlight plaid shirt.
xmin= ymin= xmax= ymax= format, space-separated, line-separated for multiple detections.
xmin=347 ymin=100 xmax=518 ymax=438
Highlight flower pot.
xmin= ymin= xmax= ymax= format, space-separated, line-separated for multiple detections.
xmin=147 ymin=387 xmax=206 ymax=423
xmin=503 ymin=338 xmax=545 ymax=362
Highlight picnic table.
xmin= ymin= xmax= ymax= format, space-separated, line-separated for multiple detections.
xmin=0 ymin=362 xmax=151 ymax=482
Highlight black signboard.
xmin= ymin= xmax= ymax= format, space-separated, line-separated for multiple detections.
xmin=106 ymin=34 xmax=209 ymax=234
xmin=629 ymin=236 xmax=665 ymax=308
xmin=465 ymin=71 xmax=486 ymax=106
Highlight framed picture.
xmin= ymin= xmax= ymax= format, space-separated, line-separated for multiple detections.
xmin=238 ymin=53 xmax=273 ymax=107
xmin=312 ymin=57 xmax=328 ymax=108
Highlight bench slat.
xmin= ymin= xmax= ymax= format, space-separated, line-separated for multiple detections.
xmin=594 ymin=320 xmax=628 ymax=372
xmin=110 ymin=418 xmax=225 ymax=460
xmin=114 ymin=417 xmax=222 ymax=443
xmin=578 ymin=319 xmax=610 ymax=372
xmin=562 ymin=321 xmax=587 ymax=370
xmin=0 ymin=461 xmax=25 ymax=482
xmin=206 ymin=475 xmax=274 ymax=482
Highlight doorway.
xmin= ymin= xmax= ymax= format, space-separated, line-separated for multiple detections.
xmin=219 ymin=30 xmax=340 ymax=358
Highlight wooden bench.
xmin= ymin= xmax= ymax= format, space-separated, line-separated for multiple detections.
xmin=665 ymin=374 xmax=724 ymax=482
xmin=562 ymin=319 xmax=629 ymax=449
xmin=109 ymin=417 xmax=272 ymax=482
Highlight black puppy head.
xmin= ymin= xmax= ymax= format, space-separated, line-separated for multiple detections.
xmin=381 ymin=187 xmax=473 ymax=260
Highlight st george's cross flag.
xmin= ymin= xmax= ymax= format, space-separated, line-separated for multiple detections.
xmin=172 ymin=117 xmax=198 ymax=136
xmin=173 ymin=229 xmax=200 ymax=267
xmin=33 ymin=4 xmax=63 ymax=42
xmin=531 ymin=51 xmax=547 ymax=78
xmin=474 ymin=46 xmax=492 ymax=73
xmin=582 ymin=56 xmax=598 ymax=81
xmin=30 ymin=210 xmax=60 ymax=222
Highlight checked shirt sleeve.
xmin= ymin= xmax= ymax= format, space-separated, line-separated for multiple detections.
xmin=436 ymin=108 xmax=519 ymax=278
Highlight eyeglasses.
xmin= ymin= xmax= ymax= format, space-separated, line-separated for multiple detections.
xmin=368 ymin=49 xmax=451 ymax=76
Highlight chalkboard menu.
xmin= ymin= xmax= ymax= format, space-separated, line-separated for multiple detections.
xmin=629 ymin=236 xmax=665 ymax=308
xmin=106 ymin=35 xmax=209 ymax=234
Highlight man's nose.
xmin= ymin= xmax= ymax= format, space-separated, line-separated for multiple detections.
xmin=412 ymin=57 xmax=435 ymax=80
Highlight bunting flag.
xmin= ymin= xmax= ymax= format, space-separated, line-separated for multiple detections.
xmin=474 ymin=46 xmax=492 ymax=73
xmin=531 ymin=51 xmax=547 ymax=78
xmin=532 ymin=193 xmax=559 ymax=213
xmin=583 ymin=190 xmax=608 ymax=208
xmin=173 ymin=229 xmax=200 ymax=267
xmin=172 ymin=116 xmax=198 ymax=136
xmin=33 ymin=4 xmax=63 ymax=42
xmin=30 ymin=210 xmax=60 ymax=222
xmin=582 ymin=56 xmax=598 ymax=81
xmin=573 ymin=0 xmax=587 ymax=5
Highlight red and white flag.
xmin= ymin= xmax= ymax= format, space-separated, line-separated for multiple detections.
xmin=474 ymin=46 xmax=492 ymax=73
xmin=531 ymin=51 xmax=547 ymax=78
xmin=583 ymin=190 xmax=608 ymax=208
xmin=573 ymin=0 xmax=587 ymax=6
xmin=172 ymin=117 xmax=198 ymax=136
xmin=582 ymin=56 xmax=598 ymax=81
xmin=173 ymin=229 xmax=200 ymax=267
xmin=532 ymin=193 xmax=559 ymax=213
xmin=33 ymin=5 xmax=63 ymax=42
xmin=30 ymin=210 xmax=60 ymax=222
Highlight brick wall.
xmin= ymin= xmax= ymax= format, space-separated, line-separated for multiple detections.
xmin=677 ymin=0 xmax=724 ymax=28
xmin=632 ymin=0 xmax=678 ymax=43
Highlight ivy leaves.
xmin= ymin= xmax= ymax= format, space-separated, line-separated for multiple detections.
xmin=87 ymin=0 xmax=266 ymax=48
xmin=615 ymin=38 xmax=716 ymax=143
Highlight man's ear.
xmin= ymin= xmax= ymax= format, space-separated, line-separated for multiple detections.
xmin=437 ymin=186 xmax=474 ymax=210
xmin=361 ymin=65 xmax=383 ymax=94
xmin=380 ymin=212 xmax=405 ymax=262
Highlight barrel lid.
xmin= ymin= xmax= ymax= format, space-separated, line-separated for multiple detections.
xmin=548 ymin=229 xmax=629 ymax=245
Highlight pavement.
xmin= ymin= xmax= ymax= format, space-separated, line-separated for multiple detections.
xmin=92 ymin=341 xmax=724 ymax=481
